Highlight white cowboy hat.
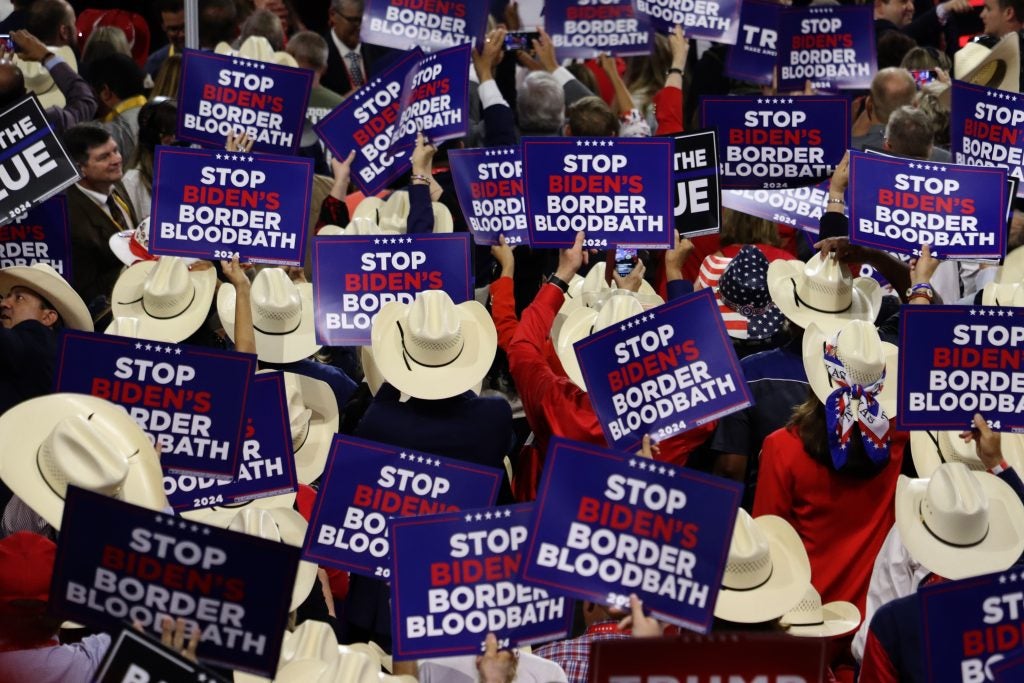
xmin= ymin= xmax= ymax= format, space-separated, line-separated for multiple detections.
xmin=109 ymin=218 xmax=200 ymax=268
xmin=218 ymin=268 xmax=321 ymax=364
xmin=802 ymin=319 xmax=898 ymax=417
xmin=13 ymin=46 xmax=77 ymax=109
xmin=106 ymin=316 xmax=140 ymax=338
xmin=714 ymin=511 xmax=811 ymax=624
xmin=767 ymin=252 xmax=882 ymax=333
xmin=556 ymin=291 xmax=644 ymax=391
xmin=318 ymin=219 xmax=380 ymax=236
xmin=0 ymin=394 xmax=166 ymax=530
xmin=954 ymin=33 xmax=1020 ymax=93
xmin=360 ymin=345 xmax=478 ymax=398
xmin=779 ymin=584 xmax=860 ymax=638
xmin=578 ymin=261 xmax=661 ymax=309
xmin=215 ymin=36 xmax=299 ymax=67
xmin=896 ymin=462 xmax=1024 ymax=580
xmin=997 ymin=246 xmax=1024 ymax=284
xmin=371 ymin=290 xmax=496 ymax=400
xmin=273 ymin=371 xmax=338 ymax=485
xmin=377 ymin=191 xmax=453 ymax=234
xmin=981 ymin=282 xmax=1024 ymax=306
xmin=0 ymin=262 xmax=92 ymax=331
xmin=549 ymin=274 xmax=587 ymax=343
xmin=109 ymin=257 xmax=216 ymax=343
xmin=233 ymin=622 xmax=390 ymax=683
xmin=271 ymin=648 xmax=379 ymax=683
xmin=910 ymin=429 xmax=1024 ymax=478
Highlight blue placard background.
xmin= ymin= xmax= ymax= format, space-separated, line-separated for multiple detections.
xmin=523 ymin=137 xmax=674 ymax=249
xmin=700 ymin=95 xmax=849 ymax=190
xmin=176 ymin=49 xmax=312 ymax=155
xmin=390 ymin=503 xmax=573 ymax=660
xmin=545 ymin=0 xmax=653 ymax=59
xmin=388 ymin=44 xmax=471 ymax=154
xmin=164 ymin=373 xmax=297 ymax=511
xmin=0 ymin=195 xmax=71 ymax=278
xmin=669 ymin=129 xmax=721 ymax=238
xmin=522 ymin=438 xmax=742 ymax=633
xmin=575 ymin=288 xmax=752 ymax=452
xmin=449 ymin=146 xmax=529 ymax=246
xmin=53 ymin=330 xmax=256 ymax=478
xmin=149 ymin=147 xmax=313 ymax=265
xmin=361 ymin=0 xmax=487 ymax=52
xmin=950 ymin=80 xmax=1024 ymax=198
xmin=312 ymin=232 xmax=472 ymax=346
xmin=634 ymin=0 xmax=741 ymax=44
xmin=776 ymin=6 xmax=875 ymax=91
xmin=722 ymin=179 xmax=837 ymax=235
xmin=994 ymin=650 xmax=1024 ymax=681
xmin=724 ymin=0 xmax=780 ymax=86
xmin=49 ymin=487 xmax=297 ymax=678
xmin=849 ymin=150 xmax=1007 ymax=261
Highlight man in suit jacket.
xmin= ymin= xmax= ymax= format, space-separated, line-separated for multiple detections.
xmin=322 ymin=0 xmax=395 ymax=97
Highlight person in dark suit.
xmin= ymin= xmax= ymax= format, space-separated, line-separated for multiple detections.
xmin=322 ymin=0 xmax=394 ymax=97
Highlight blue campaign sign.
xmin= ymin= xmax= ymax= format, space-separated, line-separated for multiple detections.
xmin=522 ymin=438 xmax=742 ymax=633
xmin=312 ymin=232 xmax=472 ymax=346
xmin=0 ymin=195 xmax=71 ymax=278
xmin=722 ymin=179 xmax=837 ymax=235
xmin=54 ymin=330 xmax=256 ymax=478
xmin=545 ymin=0 xmax=653 ymax=59
xmin=176 ymin=48 xmax=312 ymax=155
xmin=897 ymin=305 xmax=1024 ymax=433
xmin=302 ymin=435 xmax=502 ymax=579
xmin=49 ymin=486 xmax=297 ymax=678
xmin=669 ymin=129 xmax=721 ymax=238
xmin=149 ymin=147 xmax=313 ymax=266
xmin=951 ymin=80 xmax=1024 ymax=198
xmin=776 ymin=6 xmax=876 ymax=91
xmin=449 ymin=146 xmax=529 ymax=246
xmin=701 ymin=95 xmax=849 ymax=190
xmin=724 ymin=0 xmax=780 ymax=86
xmin=314 ymin=49 xmax=424 ymax=197
xmin=994 ymin=651 xmax=1024 ymax=682
xmin=388 ymin=44 xmax=472 ymax=154
xmin=523 ymin=137 xmax=674 ymax=250
xmin=390 ymin=503 xmax=573 ymax=660
xmin=164 ymin=373 xmax=297 ymax=512
xmin=361 ymin=0 xmax=487 ymax=52
xmin=575 ymin=288 xmax=752 ymax=452
xmin=635 ymin=0 xmax=741 ymax=44
xmin=849 ymin=150 xmax=1008 ymax=261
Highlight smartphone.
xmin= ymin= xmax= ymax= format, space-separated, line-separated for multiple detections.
xmin=504 ymin=30 xmax=540 ymax=52
xmin=614 ymin=247 xmax=638 ymax=277
xmin=910 ymin=69 xmax=937 ymax=87
xmin=0 ymin=35 xmax=14 ymax=53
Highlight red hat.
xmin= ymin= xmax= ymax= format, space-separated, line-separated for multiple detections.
xmin=0 ymin=532 xmax=56 ymax=614
xmin=76 ymin=9 xmax=151 ymax=68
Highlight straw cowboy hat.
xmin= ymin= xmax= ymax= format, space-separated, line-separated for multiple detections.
xmin=981 ymin=281 xmax=1024 ymax=306
xmin=376 ymin=190 xmax=453 ymax=234
xmin=218 ymin=268 xmax=320 ymax=364
xmin=779 ymin=585 xmax=860 ymax=638
xmin=911 ymin=429 xmax=1024 ymax=478
xmin=997 ymin=246 xmax=1024 ymax=284
xmin=715 ymin=246 xmax=786 ymax=341
xmin=109 ymin=218 xmax=200 ymax=268
xmin=803 ymin=319 xmax=898 ymax=417
xmin=371 ymin=290 xmax=496 ymax=400
xmin=767 ymin=252 xmax=882 ymax=333
xmin=0 ymin=394 xmax=166 ymax=530
xmin=109 ymin=257 xmax=216 ymax=343
xmin=954 ymin=32 xmax=1020 ymax=93
xmin=13 ymin=46 xmax=77 ymax=109
xmin=280 ymin=371 xmax=338 ymax=484
xmin=714 ymin=510 xmax=812 ymax=624
xmin=0 ymin=262 xmax=92 ymax=331
xmin=556 ymin=291 xmax=644 ymax=391
xmin=896 ymin=462 xmax=1024 ymax=580
xmin=577 ymin=261 xmax=661 ymax=309
xmin=215 ymin=36 xmax=299 ymax=68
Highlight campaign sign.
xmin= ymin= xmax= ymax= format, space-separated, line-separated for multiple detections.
xmin=314 ymin=49 xmax=424 ymax=196
xmin=590 ymin=634 xmax=826 ymax=682
xmin=724 ymin=0 xmax=780 ymax=86
xmin=50 ymin=487 xmax=297 ymax=677
xmin=449 ymin=146 xmax=529 ymax=246
xmin=849 ymin=150 xmax=1008 ymax=261
xmin=176 ymin=48 xmax=312 ymax=155
xmin=951 ymin=80 xmax=1024 ymax=198
xmin=896 ymin=305 xmax=1024 ymax=433
xmin=0 ymin=95 xmax=79 ymax=226
xmin=312 ymin=232 xmax=472 ymax=346
xmin=634 ymin=0 xmax=741 ymax=44
xmin=777 ymin=5 xmax=876 ymax=91
xmin=0 ymin=195 xmax=71 ymax=277
xmin=94 ymin=629 xmax=228 ymax=683
xmin=361 ymin=0 xmax=488 ymax=52
xmin=575 ymin=287 xmax=752 ymax=451
xmin=722 ymin=179 xmax=837 ymax=235
xmin=149 ymin=147 xmax=314 ymax=266
xmin=388 ymin=44 xmax=472 ymax=154
xmin=522 ymin=437 xmax=742 ymax=632
xmin=303 ymin=435 xmax=503 ymax=578
xmin=164 ymin=373 xmax=297 ymax=512
xmin=523 ymin=137 xmax=674 ymax=249
xmin=391 ymin=503 xmax=573 ymax=660
xmin=54 ymin=330 xmax=256 ymax=478
xmin=669 ymin=129 xmax=721 ymax=238
xmin=700 ymin=96 xmax=849 ymax=190
xmin=545 ymin=0 xmax=653 ymax=59
xmin=994 ymin=651 xmax=1024 ymax=682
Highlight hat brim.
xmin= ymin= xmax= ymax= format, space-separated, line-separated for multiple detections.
xmin=783 ymin=600 xmax=861 ymax=638
xmin=0 ymin=394 xmax=167 ymax=530
xmin=911 ymin=431 xmax=1024 ymax=478
xmin=802 ymin=321 xmax=898 ymax=417
xmin=555 ymin=305 xmax=599 ymax=391
xmin=767 ymin=260 xmax=881 ymax=332
xmin=109 ymin=229 xmax=200 ymax=269
xmin=580 ymin=262 xmax=659 ymax=306
xmin=218 ymin=282 xmax=321 ymax=364
xmin=957 ymin=32 xmax=1020 ymax=92
xmin=714 ymin=289 xmax=785 ymax=341
xmin=286 ymin=372 xmax=339 ymax=485
xmin=0 ymin=266 xmax=92 ymax=332
xmin=896 ymin=473 xmax=1024 ymax=580
xmin=110 ymin=261 xmax=216 ymax=343
xmin=981 ymin=282 xmax=1024 ymax=306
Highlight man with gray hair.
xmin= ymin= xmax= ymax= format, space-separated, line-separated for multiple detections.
xmin=287 ymin=30 xmax=344 ymax=133
xmin=322 ymin=0 xmax=395 ymax=96
xmin=884 ymin=105 xmax=941 ymax=160
xmin=518 ymin=71 xmax=566 ymax=135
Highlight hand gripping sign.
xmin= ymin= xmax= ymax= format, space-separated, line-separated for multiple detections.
xmin=700 ymin=95 xmax=849 ymax=190
xmin=545 ymin=0 xmax=653 ymax=59
xmin=722 ymin=179 xmax=838 ymax=235
xmin=449 ymin=146 xmax=530 ymax=246
xmin=176 ymin=48 xmax=313 ymax=155
xmin=522 ymin=437 xmax=742 ymax=633
xmin=523 ymin=136 xmax=674 ymax=249
xmin=951 ymin=80 xmax=1024 ymax=198
xmin=149 ymin=147 xmax=313 ymax=266
xmin=724 ymin=0 xmax=781 ymax=86
xmin=776 ymin=5 xmax=876 ymax=91
xmin=301 ymin=435 xmax=503 ymax=579
xmin=668 ymin=129 xmax=721 ymax=238
xmin=634 ymin=0 xmax=742 ymax=45
xmin=390 ymin=504 xmax=573 ymax=660
xmin=54 ymin=330 xmax=256 ymax=479
xmin=849 ymin=150 xmax=1008 ymax=261
xmin=164 ymin=373 xmax=297 ymax=512
xmin=575 ymin=288 xmax=753 ymax=452
xmin=50 ymin=487 xmax=298 ymax=678
xmin=0 ymin=195 xmax=72 ymax=277
xmin=360 ymin=0 xmax=488 ymax=52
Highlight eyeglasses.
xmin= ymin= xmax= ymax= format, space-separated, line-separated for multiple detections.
xmin=332 ymin=9 xmax=363 ymax=24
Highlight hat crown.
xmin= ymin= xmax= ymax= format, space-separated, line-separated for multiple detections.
xmin=403 ymin=291 xmax=464 ymax=365
xmin=781 ymin=585 xmax=825 ymax=627
xmin=142 ymin=257 xmax=195 ymax=319
xmin=983 ymin=283 xmax=1024 ymax=307
xmin=226 ymin=508 xmax=284 ymax=543
xmin=283 ymin=620 xmax=338 ymax=663
xmin=282 ymin=373 xmax=313 ymax=449
xmin=829 ymin=320 xmax=885 ymax=388
xmin=38 ymin=414 xmax=132 ymax=499
xmin=936 ymin=431 xmax=986 ymax=469
xmin=594 ymin=292 xmax=644 ymax=333
xmin=922 ymin=463 xmax=990 ymax=546
xmin=251 ymin=269 xmax=303 ymax=334
xmin=720 ymin=246 xmax=770 ymax=307
xmin=722 ymin=510 xmax=774 ymax=590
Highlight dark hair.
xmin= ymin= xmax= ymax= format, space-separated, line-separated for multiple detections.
xmin=61 ymin=124 xmax=113 ymax=166
xmin=132 ymin=98 xmax=178 ymax=188
xmin=199 ymin=0 xmax=238 ymax=48
xmin=998 ymin=0 xmax=1024 ymax=21
xmin=566 ymin=96 xmax=618 ymax=137
xmin=877 ymin=31 xmax=917 ymax=70
xmin=0 ymin=63 xmax=26 ymax=109
xmin=788 ymin=389 xmax=882 ymax=478
xmin=157 ymin=0 xmax=185 ymax=12
xmin=83 ymin=54 xmax=145 ymax=99
xmin=26 ymin=0 xmax=71 ymax=45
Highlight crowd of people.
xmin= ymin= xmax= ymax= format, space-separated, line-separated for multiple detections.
xmin=0 ymin=0 xmax=1023 ymax=681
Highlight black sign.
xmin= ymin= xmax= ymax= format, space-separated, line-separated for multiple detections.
xmin=670 ymin=129 xmax=721 ymax=238
xmin=94 ymin=628 xmax=227 ymax=683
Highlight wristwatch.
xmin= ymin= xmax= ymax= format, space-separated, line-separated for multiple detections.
xmin=547 ymin=274 xmax=570 ymax=293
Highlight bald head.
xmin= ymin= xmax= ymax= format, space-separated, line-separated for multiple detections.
xmin=870 ymin=67 xmax=917 ymax=124
xmin=0 ymin=63 xmax=26 ymax=109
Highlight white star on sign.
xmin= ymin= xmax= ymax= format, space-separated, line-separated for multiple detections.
xmin=465 ymin=514 xmax=474 ymax=522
